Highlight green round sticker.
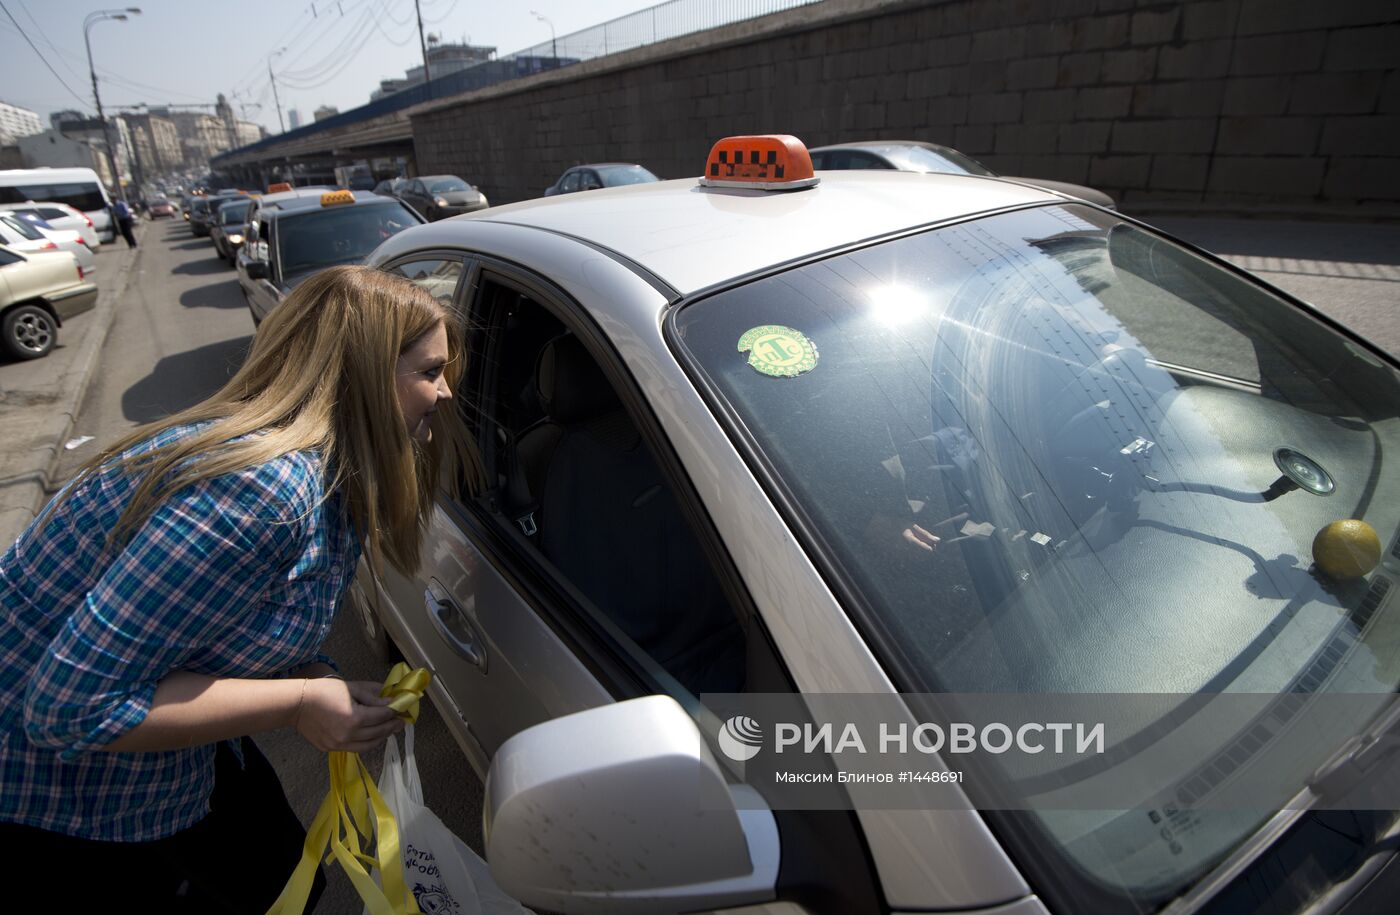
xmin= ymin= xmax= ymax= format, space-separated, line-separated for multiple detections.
xmin=737 ymin=325 xmax=819 ymax=378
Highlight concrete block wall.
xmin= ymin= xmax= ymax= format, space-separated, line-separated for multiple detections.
xmin=409 ymin=0 xmax=1400 ymax=211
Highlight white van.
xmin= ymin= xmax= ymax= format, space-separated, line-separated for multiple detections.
xmin=0 ymin=168 xmax=115 ymax=243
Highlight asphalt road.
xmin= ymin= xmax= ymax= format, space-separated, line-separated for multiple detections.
xmin=46 ymin=218 xmax=485 ymax=915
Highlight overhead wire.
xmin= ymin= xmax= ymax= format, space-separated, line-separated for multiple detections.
xmin=0 ymin=2 xmax=94 ymax=110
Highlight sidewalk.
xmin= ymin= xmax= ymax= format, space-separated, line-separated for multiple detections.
xmin=0 ymin=222 xmax=145 ymax=549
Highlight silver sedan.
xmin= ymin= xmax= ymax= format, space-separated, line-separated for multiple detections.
xmin=359 ymin=141 xmax=1400 ymax=915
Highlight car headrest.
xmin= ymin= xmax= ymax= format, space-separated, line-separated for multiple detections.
xmin=536 ymin=334 xmax=622 ymax=424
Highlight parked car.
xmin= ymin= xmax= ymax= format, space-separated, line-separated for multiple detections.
xmin=373 ymin=178 xmax=406 ymax=197
xmin=0 ymin=201 xmax=99 ymax=248
xmin=210 ymin=198 xmax=252 ymax=266
xmin=236 ymin=189 xmax=422 ymax=325
xmin=355 ymin=135 xmax=1400 ymax=915
xmin=146 ymin=197 xmax=179 ymax=219
xmin=0 ymin=212 xmax=96 ymax=277
xmin=543 ymin=162 xmax=660 ymax=196
xmin=396 ymin=175 xmax=488 ymax=221
xmin=808 ymin=139 xmax=1117 ymax=208
xmin=0 ymin=243 xmax=97 ymax=359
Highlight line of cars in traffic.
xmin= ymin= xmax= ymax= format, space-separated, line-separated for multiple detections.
xmin=196 ymin=136 xmax=1115 ymax=334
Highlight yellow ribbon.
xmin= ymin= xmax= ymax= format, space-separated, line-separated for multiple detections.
xmin=265 ymin=665 xmax=432 ymax=915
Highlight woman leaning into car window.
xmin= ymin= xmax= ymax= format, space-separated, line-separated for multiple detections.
xmin=0 ymin=265 xmax=478 ymax=911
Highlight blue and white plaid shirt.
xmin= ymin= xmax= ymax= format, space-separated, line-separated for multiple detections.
xmin=0 ymin=424 xmax=360 ymax=841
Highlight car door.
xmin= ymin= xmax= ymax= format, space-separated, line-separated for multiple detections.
xmin=244 ymin=216 xmax=280 ymax=322
xmin=370 ymin=258 xmax=789 ymax=760
xmin=0 ymin=247 xmax=18 ymax=304
xmin=402 ymin=180 xmax=426 ymax=215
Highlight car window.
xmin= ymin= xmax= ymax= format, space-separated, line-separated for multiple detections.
xmin=387 ymin=258 xmax=464 ymax=305
xmin=427 ymin=178 xmax=469 ymax=193
xmin=595 ymin=165 xmax=659 ymax=186
xmin=559 ymin=171 xmax=581 ymax=193
xmin=884 ymin=144 xmax=996 ymax=176
xmin=467 ymin=277 xmax=748 ymax=699
xmin=275 ymin=202 xmax=419 ymax=275
xmin=578 ymin=171 xmax=603 ymax=191
xmin=0 ymin=214 xmax=43 ymax=241
xmin=0 ymin=248 xmax=22 ymax=266
xmin=36 ymin=207 xmax=67 ymax=220
xmin=219 ymin=202 xmax=251 ymax=224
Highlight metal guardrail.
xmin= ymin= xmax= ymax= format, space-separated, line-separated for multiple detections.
xmin=215 ymin=0 xmax=823 ymax=164
xmin=502 ymin=0 xmax=823 ymax=64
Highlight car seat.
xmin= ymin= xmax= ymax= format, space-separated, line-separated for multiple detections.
xmin=504 ymin=334 xmax=745 ymax=694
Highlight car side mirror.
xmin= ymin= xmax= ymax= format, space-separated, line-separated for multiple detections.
xmin=244 ymin=259 xmax=269 ymax=280
xmin=485 ymin=695 xmax=779 ymax=914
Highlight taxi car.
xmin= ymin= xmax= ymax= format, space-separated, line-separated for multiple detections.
xmin=355 ymin=136 xmax=1400 ymax=915
xmin=236 ymin=189 xmax=421 ymax=325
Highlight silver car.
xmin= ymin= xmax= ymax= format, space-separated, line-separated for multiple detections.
xmin=809 ymin=139 xmax=1117 ymax=209
xmin=360 ymin=141 xmax=1400 ymax=915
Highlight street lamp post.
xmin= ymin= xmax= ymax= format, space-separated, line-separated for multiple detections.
xmin=84 ymin=8 xmax=141 ymax=202
xmin=530 ymin=10 xmax=557 ymax=60
xmin=268 ymin=47 xmax=288 ymax=134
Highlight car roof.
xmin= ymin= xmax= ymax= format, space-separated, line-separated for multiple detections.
xmin=260 ymin=191 xmax=406 ymax=222
xmin=809 ymin=139 xmax=954 ymax=154
xmin=389 ymin=171 xmax=1056 ymax=295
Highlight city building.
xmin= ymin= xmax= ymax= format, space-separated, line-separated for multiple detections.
xmin=16 ymin=130 xmax=114 ymax=185
xmin=288 ymin=108 xmax=302 ymax=130
xmin=313 ymin=105 xmax=340 ymax=122
xmin=368 ymin=40 xmax=495 ymax=101
xmin=52 ymin=117 xmax=133 ymax=188
xmin=121 ymin=112 xmax=182 ymax=174
xmin=0 ymin=101 xmax=43 ymax=146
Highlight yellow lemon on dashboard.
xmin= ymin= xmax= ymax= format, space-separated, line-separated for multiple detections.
xmin=1312 ymin=520 xmax=1382 ymax=580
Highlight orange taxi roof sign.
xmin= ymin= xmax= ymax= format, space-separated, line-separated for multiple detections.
xmin=267 ymin=182 xmax=292 ymax=193
xmin=320 ymin=190 xmax=355 ymax=206
xmin=699 ymin=135 xmax=819 ymax=191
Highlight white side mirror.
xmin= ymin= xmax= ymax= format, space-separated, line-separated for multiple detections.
xmin=485 ymin=695 xmax=779 ymax=914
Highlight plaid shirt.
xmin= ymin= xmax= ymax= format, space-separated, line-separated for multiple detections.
xmin=0 ymin=424 xmax=360 ymax=841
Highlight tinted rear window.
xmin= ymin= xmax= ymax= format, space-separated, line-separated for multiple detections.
xmin=276 ymin=202 xmax=419 ymax=275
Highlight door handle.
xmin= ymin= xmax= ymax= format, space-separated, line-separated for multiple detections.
xmin=424 ymin=588 xmax=487 ymax=672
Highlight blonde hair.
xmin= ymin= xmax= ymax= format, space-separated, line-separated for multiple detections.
xmin=55 ymin=265 xmax=481 ymax=576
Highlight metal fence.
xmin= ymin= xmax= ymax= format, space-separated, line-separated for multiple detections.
xmin=502 ymin=0 xmax=824 ymax=64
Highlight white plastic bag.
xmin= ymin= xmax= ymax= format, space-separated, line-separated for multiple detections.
xmin=371 ymin=726 xmax=534 ymax=915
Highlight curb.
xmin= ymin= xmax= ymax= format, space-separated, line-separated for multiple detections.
xmin=11 ymin=223 xmax=146 ymax=531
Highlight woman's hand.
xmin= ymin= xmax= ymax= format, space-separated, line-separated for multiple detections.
xmin=294 ymin=678 xmax=406 ymax=753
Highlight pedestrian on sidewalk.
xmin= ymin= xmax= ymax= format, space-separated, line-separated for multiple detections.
xmin=0 ymin=266 xmax=480 ymax=911
xmin=112 ymin=198 xmax=137 ymax=248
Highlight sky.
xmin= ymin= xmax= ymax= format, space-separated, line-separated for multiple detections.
xmin=0 ymin=0 xmax=662 ymax=137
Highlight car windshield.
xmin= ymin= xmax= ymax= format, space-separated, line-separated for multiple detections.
xmin=878 ymin=144 xmax=997 ymax=176
xmin=597 ymin=165 xmax=659 ymax=186
xmin=220 ymin=201 xmax=250 ymax=224
xmin=426 ymin=178 xmax=469 ymax=193
xmin=276 ymin=202 xmax=418 ymax=275
xmin=675 ymin=204 xmax=1400 ymax=908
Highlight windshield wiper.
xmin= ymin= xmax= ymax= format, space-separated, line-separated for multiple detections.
xmin=1308 ymin=697 xmax=1400 ymax=800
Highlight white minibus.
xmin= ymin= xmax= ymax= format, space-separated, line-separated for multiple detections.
xmin=0 ymin=168 xmax=115 ymax=243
